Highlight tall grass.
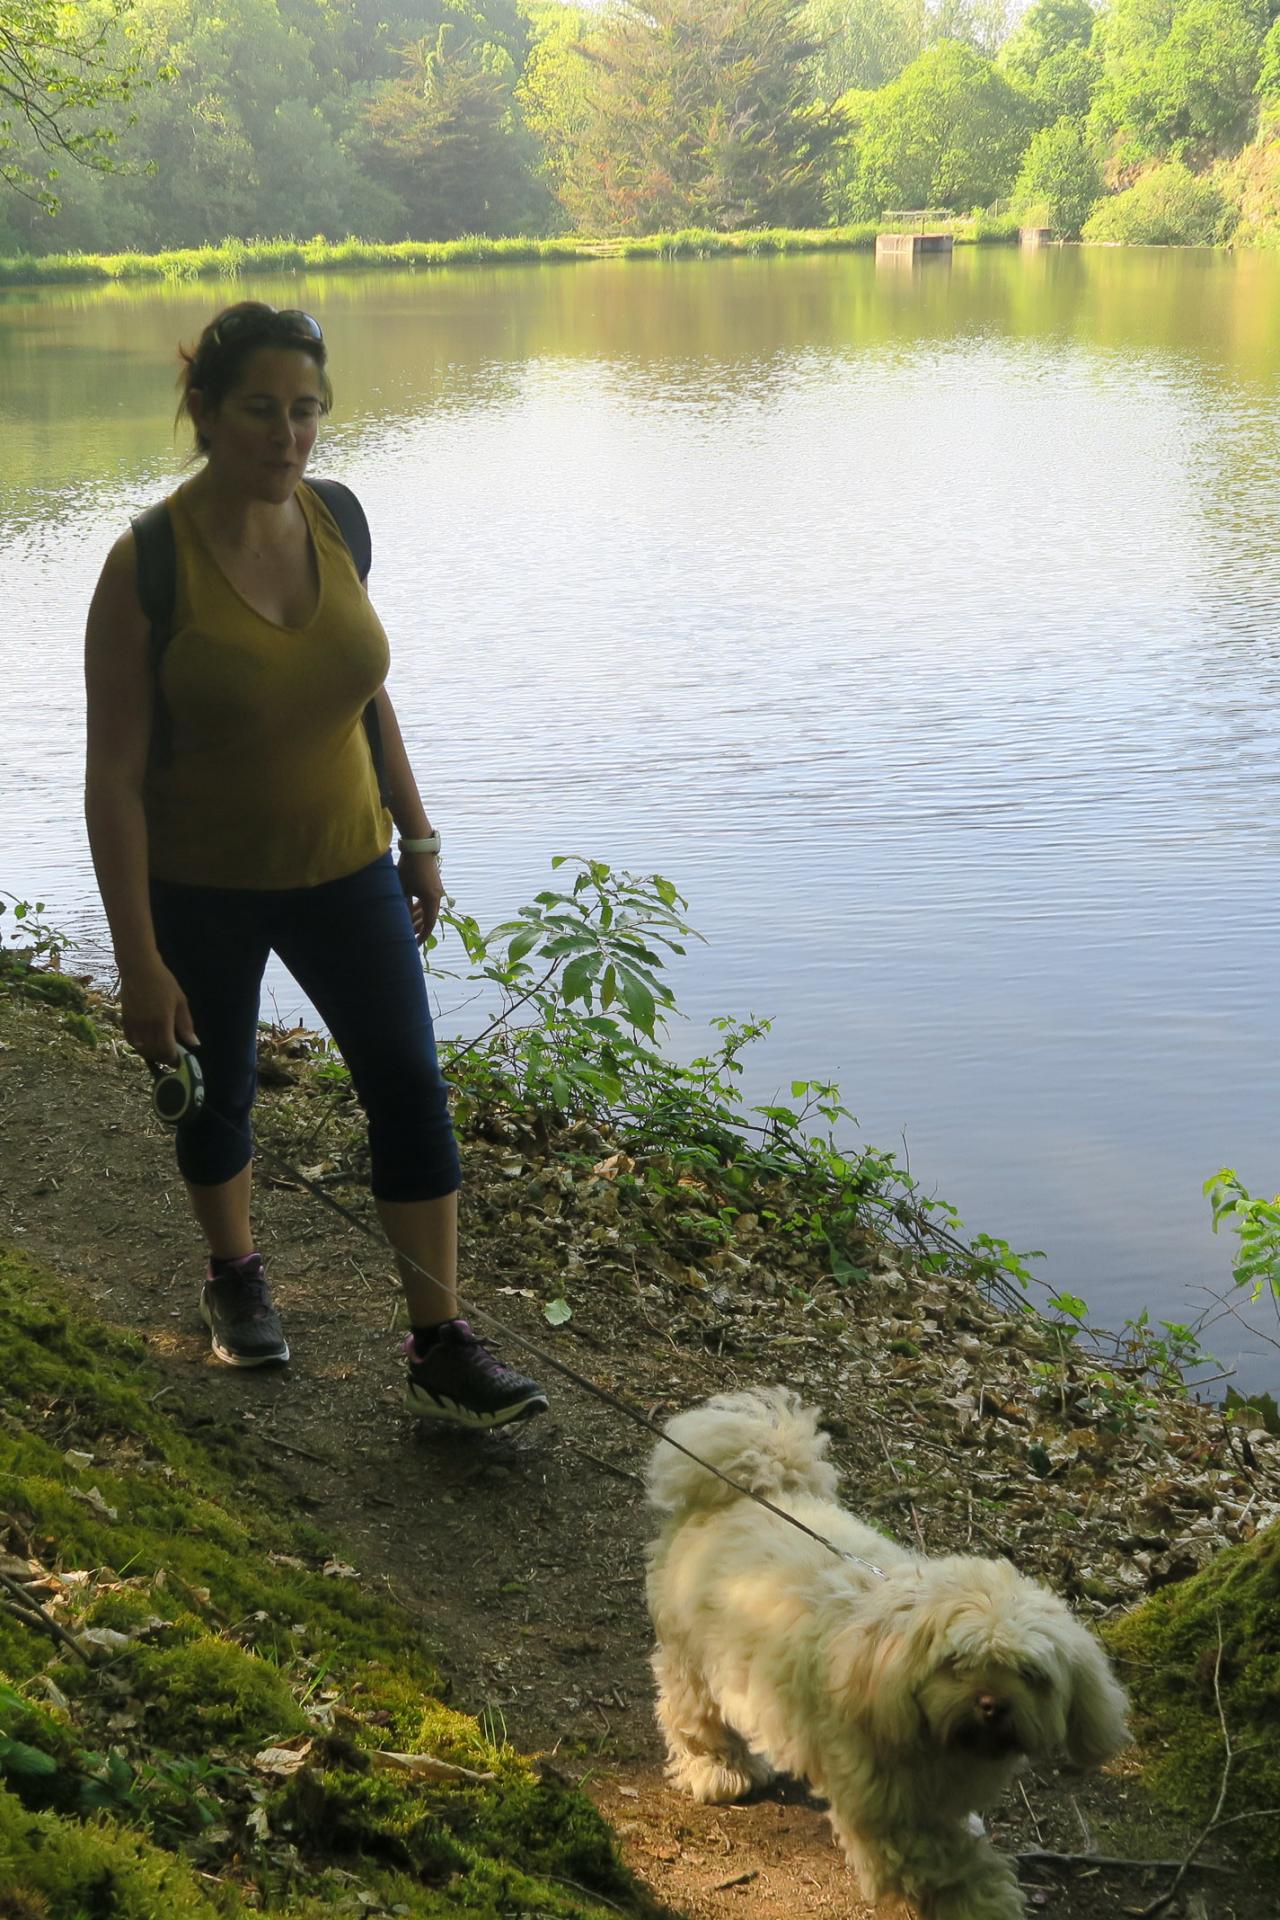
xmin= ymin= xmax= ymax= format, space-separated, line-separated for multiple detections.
xmin=0 ymin=218 xmax=1020 ymax=289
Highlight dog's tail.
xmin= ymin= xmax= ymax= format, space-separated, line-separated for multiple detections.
xmin=646 ymin=1388 xmax=838 ymax=1517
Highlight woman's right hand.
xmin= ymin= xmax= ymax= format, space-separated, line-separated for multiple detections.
xmin=120 ymin=955 xmax=200 ymax=1064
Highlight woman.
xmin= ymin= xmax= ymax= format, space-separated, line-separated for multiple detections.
xmin=84 ymin=300 xmax=546 ymax=1430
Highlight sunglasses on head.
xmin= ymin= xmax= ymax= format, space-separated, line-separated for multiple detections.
xmin=210 ymin=307 xmax=323 ymax=347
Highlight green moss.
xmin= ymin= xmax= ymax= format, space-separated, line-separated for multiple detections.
xmin=1105 ymin=1524 xmax=1280 ymax=1864
xmin=0 ymin=954 xmax=87 ymax=1010
xmin=60 ymin=1011 xmax=99 ymax=1047
xmin=122 ymin=1639 xmax=310 ymax=1748
xmin=468 ymin=1774 xmax=634 ymax=1897
xmin=274 ymin=1764 xmax=469 ymax=1877
xmin=0 ymin=1785 xmax=228 ymax=1917
xmin=0 ymin=1244 xmax=668 ymax=1918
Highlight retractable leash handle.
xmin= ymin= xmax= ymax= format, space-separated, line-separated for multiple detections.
xmin=150 ymin=1044 xmax=205 ymax=1126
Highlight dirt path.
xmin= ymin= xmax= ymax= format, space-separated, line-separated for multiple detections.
xmin=0 ymin=990 xmax=1270 ymax=1920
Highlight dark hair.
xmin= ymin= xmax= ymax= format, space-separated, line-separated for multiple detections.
xmin=176 ymin=302 xmax=333 ymax=452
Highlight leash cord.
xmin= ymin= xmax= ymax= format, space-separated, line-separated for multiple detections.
xmin=177 ymin=1082 xmax=886 ymax=1577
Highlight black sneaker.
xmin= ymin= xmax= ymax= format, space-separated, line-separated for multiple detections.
xmin=200 ymin=1255 xmax=290 ymax=1367
xmin=404 ymin=1321 xmax=548 ymax=1429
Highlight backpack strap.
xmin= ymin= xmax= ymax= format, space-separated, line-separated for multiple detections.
xmin=307 ymin=476 xmax=372 ymax=582
xmin=130 ymin=499 xmax=178 ymax=770
xmin=130 ymin=482 xmax=391 ymax=810
xmin=307 ymin=478 xmax=390 ymax=810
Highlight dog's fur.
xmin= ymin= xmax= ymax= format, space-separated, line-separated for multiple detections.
xmin=646 ymin=1389 xmax=1129 ymax=1920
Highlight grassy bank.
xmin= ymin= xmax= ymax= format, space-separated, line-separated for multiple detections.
xmin=0 ymin=216 xmax=1021 ymax=290
xmin=0 ymin=1244 xmax=668 ymax=1918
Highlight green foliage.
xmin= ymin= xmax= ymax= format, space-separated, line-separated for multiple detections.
xmin=802 ymin=0 xmax=926 ymax=97
xmin=0 ymin=0 xmax=150 ymax=213
xmin=1204 ymin=1165 xmax=1280 ymax=1299
xmin=1082 ymin=153 xmax=1233 ymax=232
xmin=1013 ymin=113 xmax=1105 ymax=230
xmin=0 ymin=893 xmax=62 ymax=957
xmin=516 ymin=2 xmax=597 ymax=213
xmin=829 ymin=40 xmax=1038 ymax=218
xmin=7 ymin=0 xmax=1280 ymax=254
xmin=1258 ymin=14 xmax=1280 ymax=99
xmin=428 ymin=859 xmax=1041 ymax=1300
xmin=998 ymin=0 xmax=1101 ymax=119
xmin=1092 ymin=0 xmax=1267 ymax=163
xmin=552 ymin=0 xmax=840 ymax=234
xmin=0 ymin=895 xmax=86 ymax=1013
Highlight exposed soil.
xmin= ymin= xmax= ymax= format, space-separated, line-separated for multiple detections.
xmin=0 ymin=983 xmax=1275 ymax=1920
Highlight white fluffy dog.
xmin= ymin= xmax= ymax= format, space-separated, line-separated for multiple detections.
xmin=646 ymin=1389 xmax=1129 ymax=1920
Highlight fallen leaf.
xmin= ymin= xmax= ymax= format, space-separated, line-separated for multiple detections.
xmin=254 ymin=1738 xmax=314 ymax=1776
xmin=70 ymin=1487 xmax=117 ymax=1521
xmin=367 ymin=1750 xmax=495 ymax=1784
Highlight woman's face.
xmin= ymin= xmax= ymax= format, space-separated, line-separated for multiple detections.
xmin=191 ymin=345 xmax=326 ymax=499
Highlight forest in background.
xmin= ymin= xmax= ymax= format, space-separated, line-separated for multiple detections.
xmin=4 ymin=0 xmax=1280 ymax=263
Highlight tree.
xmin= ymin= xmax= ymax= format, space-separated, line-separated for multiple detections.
xmin=358 ymin=25 xmax=539 ymax=236
xmin=1012 ymin=113 xmax=1103 ymax=230
xmin=802 ymin=0 xmax=925 ymax=98
xmin=516 ymin=2 xmax=597 ymax=218
xmin=999 ymin=0 xmax=1096 ymax=81
xmin=829 ymin=39 xmax=1037 ymax=218
xmin=998 ymin=0 xmax=1100 ymax=120
xmin=558 ymin=0 xmax=837 ymax=235
xmin=925 ymin=0 xmax=1013 ymax=57
xmin=1092 ymin=0 xmax=1268 ymax=162
xmin=1 ymin=0 xmax=145 ymax=210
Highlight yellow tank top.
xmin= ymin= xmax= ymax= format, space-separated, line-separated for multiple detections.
xmin=144 ymin=481 xmax=393 ymax=889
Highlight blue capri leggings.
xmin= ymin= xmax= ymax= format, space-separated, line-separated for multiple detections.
xmin=150 ymin=853 xmax=461 ymax=1203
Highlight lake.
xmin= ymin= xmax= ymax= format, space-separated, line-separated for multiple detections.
xmin=3 ymin=244 xmax=1280 ymax=1390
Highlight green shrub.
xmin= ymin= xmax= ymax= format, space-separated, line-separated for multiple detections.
xmin=1083 ymin=162 xmax=1235 ymax=245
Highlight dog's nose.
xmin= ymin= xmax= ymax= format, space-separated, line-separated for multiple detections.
xmin=976 ymin=1693 xmax=1009 ymax=1725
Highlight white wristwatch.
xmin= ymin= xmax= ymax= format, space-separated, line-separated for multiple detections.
xmin=398 ymin=832 xmax=441 ymax=856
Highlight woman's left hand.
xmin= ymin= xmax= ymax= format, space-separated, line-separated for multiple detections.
xmin=397 ymin=850 xmax=444 ymax=944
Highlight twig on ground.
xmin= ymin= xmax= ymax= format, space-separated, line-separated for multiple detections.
xmin=1017 ymin=1779 xmax=1044 ymax=1848
xmin=1069 ymin=1793 xmax=1095 ymax=1855
xmin=1017 ymin=1851 xmax=1229 ymax=1875
xmin=0 ymin=1567 xmax=91 ymax=1663
xmin=712 ymin=1869 xmax=759 ymax=1891
xmin=258 ymin=1433 xmax=333 ymax=1466
xmin=565 ymin=1440 xmax=643 ymax=1485
xmin=1129 ymin=1613 xmax=1269 ymax=1919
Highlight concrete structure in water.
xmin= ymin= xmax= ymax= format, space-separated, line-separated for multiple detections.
xmin=875 ymin=232 xmax=955 ymax=262
xmin=1019 ymin=227 xmax=1056 ymax=247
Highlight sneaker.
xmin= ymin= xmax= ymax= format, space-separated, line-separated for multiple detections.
xmin=200 ymin=1254 xmax=290 ymax=1367
xmin=404 ymin=1320 xmax=548 ymax=1429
